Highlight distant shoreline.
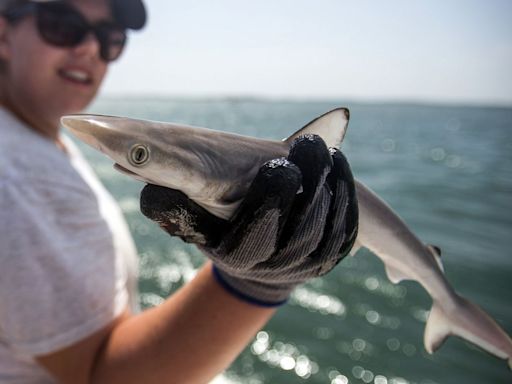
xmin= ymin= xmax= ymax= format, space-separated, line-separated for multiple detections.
xmin=94 ymin=94 xmax=512 ymax=110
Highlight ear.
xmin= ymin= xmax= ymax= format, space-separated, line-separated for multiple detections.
xmin=0 ymin=17 xmax=12 ymax=61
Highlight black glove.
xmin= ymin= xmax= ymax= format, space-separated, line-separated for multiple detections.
xmin=140 ymin=135 xmax=358 ymax=306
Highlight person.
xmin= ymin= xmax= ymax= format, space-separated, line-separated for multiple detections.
xmin=0 ymin=0 xmax=358 ymax=383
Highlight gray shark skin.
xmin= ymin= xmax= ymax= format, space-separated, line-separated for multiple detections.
xmin=61 ymin=108 xmax=512 ymax=369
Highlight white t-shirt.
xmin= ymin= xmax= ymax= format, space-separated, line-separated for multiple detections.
xmin=0 ymin=107 xmax=139 ymax=383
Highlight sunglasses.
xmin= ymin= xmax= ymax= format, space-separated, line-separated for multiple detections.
xmin=3 ymin=1 xmax=127 ymax=62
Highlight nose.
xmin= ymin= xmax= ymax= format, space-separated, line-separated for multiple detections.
xmin=71 ymin=32 xmax=102 ymax=60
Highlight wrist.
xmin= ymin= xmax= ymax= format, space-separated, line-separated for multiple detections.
xmin=212 ymin=265 xmax=292 ymax=307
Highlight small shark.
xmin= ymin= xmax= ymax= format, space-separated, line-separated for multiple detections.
xmin=61 ymin=108 xmax=512 ymax=369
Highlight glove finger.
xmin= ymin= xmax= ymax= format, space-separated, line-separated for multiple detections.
xmin=263 ymin=149 xmax=359 ymax=278
xmin=140 ymin=184 xmax=228 ymax=247
xmin=278 ymin=134 xmax=333 ymax=249
xmin=312 ymin=148 xmax=359 ymax=275
xmin=216 ymin=158 xmax=302 ymax=263
xmin=253 ymin=185 xmax=332 ymax=273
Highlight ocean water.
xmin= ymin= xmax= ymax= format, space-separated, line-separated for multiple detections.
xmin=79 ymin=98 xmax=512 ymax=384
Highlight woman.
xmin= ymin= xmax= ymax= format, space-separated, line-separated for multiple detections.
xmin=0 ymin=1 xmax=358 ymax=383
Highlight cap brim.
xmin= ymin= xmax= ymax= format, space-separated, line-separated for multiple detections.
xmin=26 ymin=0 xmax=147 ymax=30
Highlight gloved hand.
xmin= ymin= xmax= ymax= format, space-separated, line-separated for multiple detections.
xmin=140 ymin=135 xmax=358 ymax=306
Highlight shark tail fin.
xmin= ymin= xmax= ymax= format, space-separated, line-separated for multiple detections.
xmin=424 ymin=296 xmax=512 ymax=369
xmin=284 ymin=108 xmax=350 ymax=148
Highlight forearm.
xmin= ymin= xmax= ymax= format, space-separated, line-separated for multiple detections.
xmin=91 ymin=262 xmax=276 ymax=384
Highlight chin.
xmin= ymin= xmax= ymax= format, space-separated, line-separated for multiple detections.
xmin=61 ymin=95 xmax=96 ymax=115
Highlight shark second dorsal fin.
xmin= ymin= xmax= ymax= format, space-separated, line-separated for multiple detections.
xmin=427 ymin=244 xmax=444 ymax=273
xmin=284 ymin=108 xmax=350 ymax=148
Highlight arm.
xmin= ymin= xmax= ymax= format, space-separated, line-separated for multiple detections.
xmin=38 ymin=262 xmax=275 ymax=384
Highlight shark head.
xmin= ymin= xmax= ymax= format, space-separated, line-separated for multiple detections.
xmin=61 ymin=115 xmax=192 ymax=188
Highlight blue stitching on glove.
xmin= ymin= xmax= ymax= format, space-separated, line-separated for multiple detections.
xmin=212 ymin=265 xmax=288 ymax=308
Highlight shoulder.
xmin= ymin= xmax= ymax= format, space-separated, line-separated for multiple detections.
xmin=0 ymin=109 xmax=97 ymax=206
xmin=0 ymin=111 xmax=109 ymax=255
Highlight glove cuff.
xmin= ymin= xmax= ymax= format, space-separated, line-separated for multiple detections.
xmin=212 ymin=265 xmax=292 ymax=307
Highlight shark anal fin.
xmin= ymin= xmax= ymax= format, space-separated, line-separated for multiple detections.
xmin=424 ymin=296 xmax=512 ymax=368
xmin=424 ymin=303 xmax=451 ymax=354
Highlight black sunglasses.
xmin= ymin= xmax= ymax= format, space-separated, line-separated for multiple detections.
xmin=3 ymin=1 xmax=127 ymax=62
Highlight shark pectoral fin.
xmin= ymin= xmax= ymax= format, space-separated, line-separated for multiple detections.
xmin=384 ymin=264 xmax=408 ymax=284
xmin=424 ymin=303 xmax=451 ymax=354
xmin=425 ymin=297 xmax=512 ymax=368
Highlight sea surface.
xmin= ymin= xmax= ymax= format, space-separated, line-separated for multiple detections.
xmin=78 ymin=98 xmax=512 ymax=384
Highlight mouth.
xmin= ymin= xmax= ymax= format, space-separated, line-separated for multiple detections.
xmin=114 ymin=163 xmax=152 ymax=184
xmin=58 ymin=68 xmax=93 ymax=85
xmin=114 ymin=163 xmax=137 ymax=176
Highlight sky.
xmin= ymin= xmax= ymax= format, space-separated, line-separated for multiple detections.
xmin=100 ymin=0 xmax=512 ymax=105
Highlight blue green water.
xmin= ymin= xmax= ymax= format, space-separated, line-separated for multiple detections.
xmin=80 ymin=98 xmax=512 ymax=384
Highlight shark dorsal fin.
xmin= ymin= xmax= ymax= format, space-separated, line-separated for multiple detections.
xmin=284 ymin=108 xmax=350 ymax=148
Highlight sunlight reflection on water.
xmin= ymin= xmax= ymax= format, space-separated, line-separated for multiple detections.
xmin=251 ymin=331 xmax=319 ymax=380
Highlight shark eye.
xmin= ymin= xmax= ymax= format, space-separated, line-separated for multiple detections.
xmin=128 ymin=144 xmax=150 ymax=166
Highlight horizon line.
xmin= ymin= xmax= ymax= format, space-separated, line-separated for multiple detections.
xmin=96 ymin=93 xmax=512 ymax=109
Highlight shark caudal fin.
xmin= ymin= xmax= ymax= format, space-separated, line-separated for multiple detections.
xmin=424 ymin=296 xmax=512 ymax=369
xmin=284 ymin=108 xmax=350 ymax=148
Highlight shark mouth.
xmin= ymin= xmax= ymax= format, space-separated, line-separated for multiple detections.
xmin=114 ymin=163 xmax=152 ymax=184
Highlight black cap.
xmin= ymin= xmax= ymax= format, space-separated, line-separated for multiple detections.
xmin=110 ymin=0 xmax=146 ymax=30
xmin=1 ymin=0 xmax=147 ymax=30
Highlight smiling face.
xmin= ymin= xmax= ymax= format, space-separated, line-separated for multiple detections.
xmin=0 ymin=0 xmax=112 ymax=138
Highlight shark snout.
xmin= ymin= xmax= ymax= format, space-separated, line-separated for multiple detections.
xmin=61 ymin=115 xmax=106 ymax=151
xmin=61 ymin=114 xmax=135 ymax=155
xmin=61 ymin=114 xmax=104 ymax=134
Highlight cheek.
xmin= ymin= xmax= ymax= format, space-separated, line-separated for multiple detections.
xmin=96 ymin=64 xmax=108 ymax=86
xmin=9 ymin=49 xmax=59 ymax=101
xmin=7 ymin=29 xmax=58 ymax=87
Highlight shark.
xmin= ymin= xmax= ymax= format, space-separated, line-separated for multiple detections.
xmin=61 ymin=108 xmax=512 ymax=369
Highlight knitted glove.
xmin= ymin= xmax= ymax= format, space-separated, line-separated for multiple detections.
xmin=140 ymin=135 xmax=358 ymax=306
